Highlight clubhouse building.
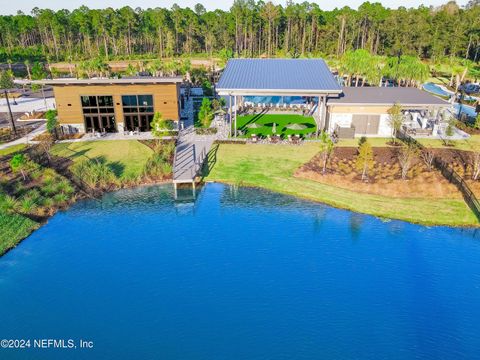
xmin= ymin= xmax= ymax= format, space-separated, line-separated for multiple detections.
xmin=217 ymin=59 xmax=451 ymax=138
xmin=20 ymin=77 xmax=182 ymax=134
xmin=20 ymin=58 xmax=451 ymax=138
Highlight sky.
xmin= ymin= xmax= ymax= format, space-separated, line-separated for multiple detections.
xmin=1 ymin=0 xmax=470 ymax=15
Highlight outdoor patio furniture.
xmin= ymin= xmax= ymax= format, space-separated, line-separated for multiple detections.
xmin=270 ymin=135 xmax=280 ymax=143
xmin=251 ymin=134 xmax=258 ymax=143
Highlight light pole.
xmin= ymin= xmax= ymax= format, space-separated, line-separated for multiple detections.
xmin=4 ymin=89 xmax=17 ymax=136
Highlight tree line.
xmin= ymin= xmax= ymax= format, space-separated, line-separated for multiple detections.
xmin=0 ymin=0 xmax=479 ymax=63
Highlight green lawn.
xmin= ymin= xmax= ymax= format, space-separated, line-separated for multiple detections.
xmin=0 ymin=144 xmax=26 ymax=156
xmin=236 ymin=114 xmax=316 ymax=137
xmin=204 ymin=143 xmax=478 ymax=226
xmin=51 ymin=140 xmax=153 ymax=179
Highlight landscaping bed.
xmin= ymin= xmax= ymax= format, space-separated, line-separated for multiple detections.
xmin=0 ymin=125 xmax=37 ymax=142
xmin=296 ymin=147 xmax=459 ymax=199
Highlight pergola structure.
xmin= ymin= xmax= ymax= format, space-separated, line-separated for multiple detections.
xmin=216 ymin=59 xmax=342 ymax=136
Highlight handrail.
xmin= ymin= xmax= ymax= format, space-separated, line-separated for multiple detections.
xmin=397 ymin=130 xmax=480 ymax=220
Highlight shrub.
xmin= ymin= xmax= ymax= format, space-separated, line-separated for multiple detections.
xmin=198 ymin=97 xmax=214 ymax=128
xmin=143 ymin=152 xmax=173 ymax=179
xmin=150 ymin=112 xmax=175 ymax=138
xmin=72 ymin=159 xmax=118 ymax=189
xmin=0 ymin=194 xmax=19 ymax=214
xmin=20 ymin=197 xmax=37 ymax=214
xmin=10 ymin=154 xmax=27 ymax=181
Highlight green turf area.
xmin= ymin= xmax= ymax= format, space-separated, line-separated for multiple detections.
xmin=0 ymin=212 xmax=39 ymax=255
xmin=236 ymin=114 xmax=316 ymax=137
xmin=0 ymin=144 xmax=26 ymax=156
xmin=204 ymin=143 xmax=478 ymax=226
xmin=51 ymin=140 xmax=153 ymax=179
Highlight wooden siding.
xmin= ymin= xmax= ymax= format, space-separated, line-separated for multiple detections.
xmin=53 ymin=83 xmax=180 ymax=125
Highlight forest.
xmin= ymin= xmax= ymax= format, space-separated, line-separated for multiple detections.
xmin=0 ymin=0 xmax=479 ymax=64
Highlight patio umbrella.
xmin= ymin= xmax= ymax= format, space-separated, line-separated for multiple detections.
xmin=286 ymin=123 xmax=307 ymax=130
xmin=246 ymin=122 xmax=262 ymax=129
xmin=272 ymin=122 xmax=277 ymax=134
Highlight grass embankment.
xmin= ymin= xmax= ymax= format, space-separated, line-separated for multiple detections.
xmin=337 ymin=136 xmax=480 ymax=152
xmin=51 ymin=140 xmax=153 ymax=180
xmin=0 ymin=144 xmax=26 ymax=156
xmin=0 ymin=213 xmax=38 ymax=255
xmin=204 ymin=143 xmax=478 ymax=226
xmin=236 ymin=114 xmax=316 ymax=137
xmin=0 ymin=151 xmax=76 ymax=255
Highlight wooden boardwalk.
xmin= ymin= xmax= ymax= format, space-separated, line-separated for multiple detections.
xmin=172 ymin=126 xmax=214 ymax=198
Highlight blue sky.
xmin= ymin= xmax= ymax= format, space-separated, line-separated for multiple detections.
xmin=2 ymin=0 xmax=469 ymax=15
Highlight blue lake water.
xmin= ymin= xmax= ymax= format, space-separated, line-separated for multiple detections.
xmin=1 ymin=183 xmax=480 ymax=359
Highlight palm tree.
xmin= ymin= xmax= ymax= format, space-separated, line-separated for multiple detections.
xmin=148 ymin=59 xmax=164 ymax=76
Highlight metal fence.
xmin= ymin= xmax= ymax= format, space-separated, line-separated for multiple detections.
xmin=397 ymin=130 xmax=480 ymax=220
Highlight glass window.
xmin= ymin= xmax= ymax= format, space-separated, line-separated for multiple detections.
xmin=81 ymin=96 xmax=90 ymax=107
xmin=122 ymin=95 xmax=154 ymax=131
xmin=122 ymin=95 xmax=137 ymax=107
xmin=88 ymin=96 xmax=97 ymax=107
xmin=138 ymin=95 xmax=153 ymax=107
xmin=81 ymin=95 xmax=116 ymax=133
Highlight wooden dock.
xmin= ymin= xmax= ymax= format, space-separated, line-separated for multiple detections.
xmin=172 ymin=131 xmax=213 ymax=199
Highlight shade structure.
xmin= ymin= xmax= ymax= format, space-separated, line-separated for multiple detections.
xmin=286 ymin=123 xmax=307 ymax=130
xmin=272 ymin=122 xmax=277 ymax=134
xmin=246 ymin=123 xmax=263 ymax=129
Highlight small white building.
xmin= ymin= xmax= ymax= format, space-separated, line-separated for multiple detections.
xmin=327 ymin=87 xmax=451 ymax=137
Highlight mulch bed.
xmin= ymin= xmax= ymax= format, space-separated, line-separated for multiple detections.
xmin=327 ymin=147 xmax=474 ymax=168
xmin=295 ymin=146 xmax=474 ymax=199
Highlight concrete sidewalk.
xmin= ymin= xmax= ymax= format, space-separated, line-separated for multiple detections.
xmin=0 ymin=124 xmax=46 ymax=150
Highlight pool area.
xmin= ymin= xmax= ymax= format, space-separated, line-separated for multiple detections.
xmin=454 ymin=103 xmax=478 ymax=120
xmin=1 ymin=183 xmax=480 ymax=359
xmin=423 ymin=82 xmax=453 ymax=98
xmin=423 ymin=82 xmax=478 ymax=102
xmin=243 ymin=95 xmax=313 ymax=105
xmin=422 ymin=83 xmax=478 ymax=120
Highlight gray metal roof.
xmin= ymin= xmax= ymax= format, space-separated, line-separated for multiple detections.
xmin=328 ymin=87 xmax=450 ymax=107
xmin=15 ymin=76 xmax=183 ymax=86
xmin=216 ymin=58 xmax=342 ymax=94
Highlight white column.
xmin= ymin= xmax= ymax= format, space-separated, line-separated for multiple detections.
xmin=321 ymin=96 xmax=327 ymax=132
xmin=229 ymin=94 xmax=232 ymax=138
xmin=234 ymin=95 xmax=238 ymax=137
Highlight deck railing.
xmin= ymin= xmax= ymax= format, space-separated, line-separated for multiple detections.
xmin=397 ymin=130 xmax=480 ymax=220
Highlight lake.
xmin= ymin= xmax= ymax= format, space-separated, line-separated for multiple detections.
xmin=1 ymin=183 xmax=480 ymax=359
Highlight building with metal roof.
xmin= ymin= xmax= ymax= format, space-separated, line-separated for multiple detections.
xmin=327 ymin=87 xmax=450 ymax=138
xmin=216 ymin=58 xmax=342 ymax=95
xmin=328 ymin=87 xmax=449 ymax=107
xmin=216 ymin=59 xmax=453 ymax=138
xmin=216 ymin=58 xmax=342 ymax=136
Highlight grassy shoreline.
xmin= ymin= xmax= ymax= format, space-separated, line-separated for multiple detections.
xmin=0 ymin=140 xmax=172 ymax=257
xmin=203 ymin=143 xmax=479 ymax=227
